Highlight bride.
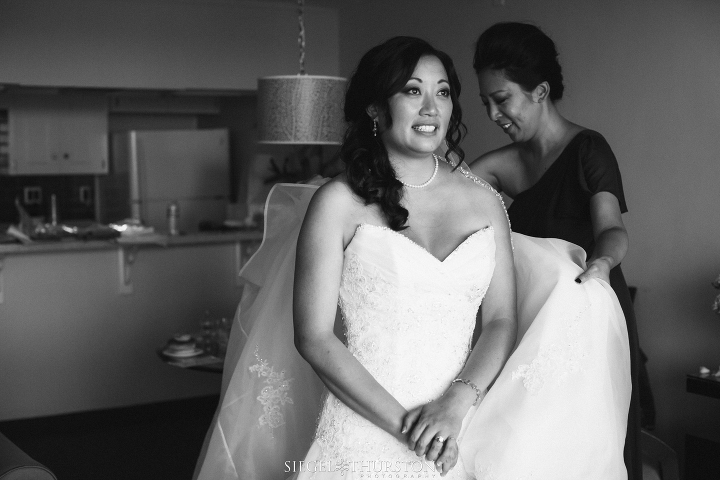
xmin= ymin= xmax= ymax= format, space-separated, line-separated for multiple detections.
xmin=194 ymin=36 xmax=631 ymax=480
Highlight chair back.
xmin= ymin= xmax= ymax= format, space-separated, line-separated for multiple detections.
xmin=0 ymin=433 xmax=57 ymax=480
xmin=641 ymin=429 xmax=680 ymax=480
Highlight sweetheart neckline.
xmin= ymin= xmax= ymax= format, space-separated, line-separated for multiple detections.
xmin=353 ymin=223 xmax=494 ymax=263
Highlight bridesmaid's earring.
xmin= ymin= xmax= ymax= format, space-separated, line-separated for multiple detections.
xmin=373 ymin=119 xmax=378 ymax=137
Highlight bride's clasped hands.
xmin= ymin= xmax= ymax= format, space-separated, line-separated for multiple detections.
xmin=401 ymin=382 xmax=478 ymax=475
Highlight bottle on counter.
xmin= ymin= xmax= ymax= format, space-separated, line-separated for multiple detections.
xmin=50 ymin=194 xmax=58 ymax=227
xmin=167 ymin=201 xmax=180 ymax=236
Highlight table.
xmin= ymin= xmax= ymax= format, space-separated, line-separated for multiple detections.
xmin=686 ymin=373 xmax=720 ymax=399
xmin=686 ymin=373 xmax=720 ymax=480
xmin=156 ymin=348 xmax=224 ymax=374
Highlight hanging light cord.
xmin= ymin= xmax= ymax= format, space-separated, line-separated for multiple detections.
xmin=297 ymin=0 xmax=306 ymax=75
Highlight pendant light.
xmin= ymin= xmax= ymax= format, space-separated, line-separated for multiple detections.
xmin=257 ymin=0 xmax=347 ymax=145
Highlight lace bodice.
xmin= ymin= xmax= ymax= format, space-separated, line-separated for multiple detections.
xmin=312 ymin=223 xmax=496 ymax=476
xmin=340 ymin=224 xmax=495 ymax=406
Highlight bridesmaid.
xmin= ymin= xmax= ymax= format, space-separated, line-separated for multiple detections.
xmin=469 ymin=22 xmax=642 ymax=480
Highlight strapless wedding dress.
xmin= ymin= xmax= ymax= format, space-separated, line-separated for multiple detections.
xmin=194 ymin=173 xmax=630 ymax=480
xmin=292 ymin=222 xmax=495 ymax=480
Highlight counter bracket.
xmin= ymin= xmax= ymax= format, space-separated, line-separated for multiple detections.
xmin=118 ymin=246 xmax=139 ymax=295
xmin=0 ymin=255 xmax=4 ymax=304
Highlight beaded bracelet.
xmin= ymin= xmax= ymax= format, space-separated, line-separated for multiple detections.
xmin=451 ymin=378 xmax=483 ymax=406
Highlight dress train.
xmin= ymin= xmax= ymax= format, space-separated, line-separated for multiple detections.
xmin=459 ymin=234 xmax=630 ymax=479
xmin=194 ymin=183 xmax=324 ymax=480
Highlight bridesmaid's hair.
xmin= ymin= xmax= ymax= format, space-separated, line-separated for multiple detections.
xmin=341 ymin=36 xmax=466 ymax=231
xmin=473 ymin=22 xmax=565 ymax=101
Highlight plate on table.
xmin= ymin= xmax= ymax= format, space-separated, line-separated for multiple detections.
xmin=162 ymin=347 xmax=204 ymax=358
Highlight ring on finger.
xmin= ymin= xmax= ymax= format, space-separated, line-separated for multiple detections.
xmin=435 ymin=436 xmax=445 ymax=443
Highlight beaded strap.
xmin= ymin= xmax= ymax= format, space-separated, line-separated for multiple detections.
xmin=438 ymin=155 xmax=513 ymax=243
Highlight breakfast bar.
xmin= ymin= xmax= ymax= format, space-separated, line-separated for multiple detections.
xmin=0 ymin=231 xmax=261 ymax=422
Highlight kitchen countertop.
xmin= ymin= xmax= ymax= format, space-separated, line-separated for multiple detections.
xmin=0 ymin=230 xmax=263 ymax=256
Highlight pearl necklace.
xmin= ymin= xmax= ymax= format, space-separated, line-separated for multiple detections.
xmin=400 ymin=154 xmax=440 ymax=189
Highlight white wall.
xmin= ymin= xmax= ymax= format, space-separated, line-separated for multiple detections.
xmin=332 ymin=0 xmax=720 ymax=462
xmin=0 ymin=0 xmax=340 ymax=90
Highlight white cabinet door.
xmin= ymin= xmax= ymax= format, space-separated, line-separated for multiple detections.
xmin=1 ymin=94 xmax=108 ymax=175
xmin=55 ymin=95 xmax=108 ymax=175
xmin=4 ymin=95 xmax=59 ymax=174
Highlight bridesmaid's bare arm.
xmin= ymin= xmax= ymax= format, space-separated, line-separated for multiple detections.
xmin=575 ymin=191 xmax=628 ymax=284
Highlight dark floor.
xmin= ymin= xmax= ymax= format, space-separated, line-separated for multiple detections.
xmin=0 ymin=394 xmax=220 ymax=480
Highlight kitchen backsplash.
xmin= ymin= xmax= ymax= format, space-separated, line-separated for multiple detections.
xmin=0 ymin=94 xmax=258 ymax=227
xmin=0 ymin=175 xmax=96 ymax=224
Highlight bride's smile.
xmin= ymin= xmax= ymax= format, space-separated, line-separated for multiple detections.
xmin=380 ymin=55 xmax=452 ymax=163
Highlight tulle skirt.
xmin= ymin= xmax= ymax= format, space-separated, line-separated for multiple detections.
xmin=459 ymin=234 xmax=630 ymax=479
xmin=194 ymin=183 xmax=631 ymax=480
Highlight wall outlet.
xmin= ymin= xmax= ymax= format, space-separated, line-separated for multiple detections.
xmin=23 ymin=186 xmax=42 ymax=205
xmin=79 ymin=186 xmax=92 ymax=205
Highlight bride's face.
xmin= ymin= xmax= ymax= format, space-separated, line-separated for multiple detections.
xmin=380 ymin=55 xmax=452 ymax=160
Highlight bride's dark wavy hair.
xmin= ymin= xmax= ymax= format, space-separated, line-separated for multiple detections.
xmin=341 ymin=36 xmax=466 ymax=231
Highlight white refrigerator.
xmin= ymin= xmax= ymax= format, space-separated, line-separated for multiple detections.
xmin=100 ymin=128 xmax=230 ymax=233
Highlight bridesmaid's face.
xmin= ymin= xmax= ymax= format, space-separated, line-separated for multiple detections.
xmin=477 ymin=68 xmax=540 ymax=143
xmin=380 ymin=55 xmax=452 ymax=160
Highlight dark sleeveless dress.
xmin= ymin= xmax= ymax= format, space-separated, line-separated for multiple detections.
xmin=507 ymin=129 xmax=641 ymax=480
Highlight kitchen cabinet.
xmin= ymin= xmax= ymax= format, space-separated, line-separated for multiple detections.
xmin=0 ymin=93 xmax=108 ymax=175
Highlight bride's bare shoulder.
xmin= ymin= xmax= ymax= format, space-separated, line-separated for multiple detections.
xmin=312 ymin=173 xmax=363 ymax=209
xmin=305 ymin=173 xmax=371 ymax=230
